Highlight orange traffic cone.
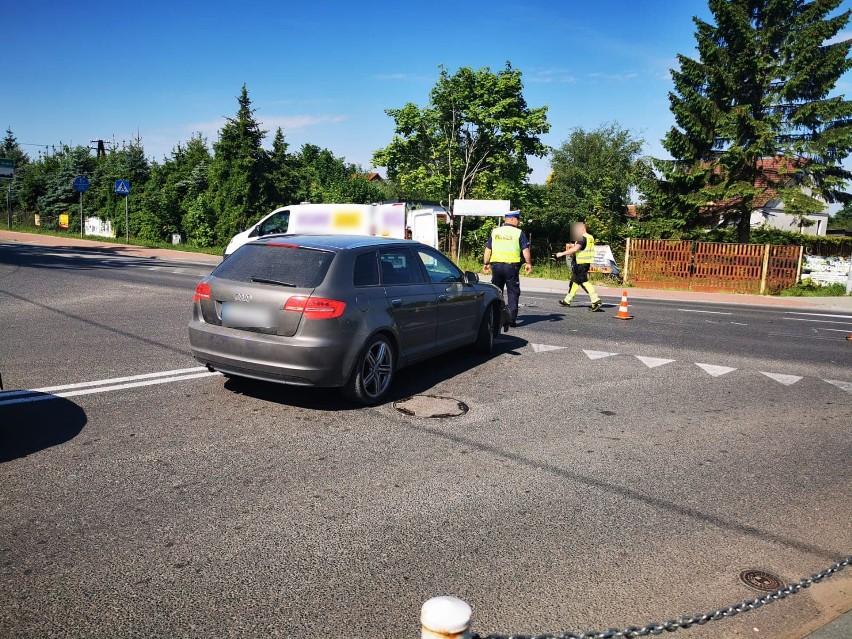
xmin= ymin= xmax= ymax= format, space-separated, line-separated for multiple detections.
xmin=615 ymin=290 xmax=633 ymax=320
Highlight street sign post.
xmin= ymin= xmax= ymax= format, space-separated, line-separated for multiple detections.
xmin=0 ymin=159 xmax=13 ymax=179
xmin=1 ymin=159 xmax=13 ymax=229
xmin=73 ymin=177 xmax=90 ymax=238
xmin=115 ymin=180 xmax=130 ymax=242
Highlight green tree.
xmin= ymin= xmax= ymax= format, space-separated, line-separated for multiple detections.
xmin=654 ymin=0 xmax=852 ymax=243
xmin=2 ymin=128 xmax=29 ymax=167
xmin=37 ymin=145 xmax=96 ymax=231
xmin=547 ymin=123 xmax=648 ymax=245
xmin=373 ymin=63 xmax=550 ymax=253
xmin=210 ymin=84 xmax=270 ymax=243
xmin=829 ymin=201 xmax=852 ymax=231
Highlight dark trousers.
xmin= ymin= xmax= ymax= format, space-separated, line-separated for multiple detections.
xmin=491 ymin=262 xmax=521 ymax=322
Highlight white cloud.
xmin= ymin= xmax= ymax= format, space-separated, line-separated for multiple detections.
xmin=185 ymin=113 xmax=348 ymax=139
xmin=527 ymin=68 xmax=577 ymax=84
xmin=588 ymin=71 xmax=640 ymax=82
xmin=373 ymin=72 xmax=432 ymax=81
xmin=824 ymin=31 xmax=852 ymax=46
xmin=260 ymin=114 xmax=348 ymax=130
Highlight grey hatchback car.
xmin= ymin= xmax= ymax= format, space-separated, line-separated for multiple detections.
xmin=188 ymin=235 xmax=510 ymax=404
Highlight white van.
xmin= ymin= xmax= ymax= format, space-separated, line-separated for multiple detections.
xmin=223 ymin=202 xmax=444 ymax=257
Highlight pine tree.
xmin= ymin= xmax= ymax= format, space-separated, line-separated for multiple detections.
xmin=267 ymin=127 xmax=299 ymax=206
xmin=656 ymin=0 xmax=852 ymax=242
xmin=2 ymin=128 xmax=29 ymax=167
xmin=210 ymin=85 xmax=270 ymax=243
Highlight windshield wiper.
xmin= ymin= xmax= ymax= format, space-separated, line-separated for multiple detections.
xmin=250 ymin=277 xmax=297 ymax=287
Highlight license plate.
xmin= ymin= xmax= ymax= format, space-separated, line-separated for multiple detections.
xmin=221 ymin=303 xmax=276 ymax=328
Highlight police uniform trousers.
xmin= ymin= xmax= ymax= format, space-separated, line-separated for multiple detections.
xmin=491 ymin=262 xmax=521 ymax=322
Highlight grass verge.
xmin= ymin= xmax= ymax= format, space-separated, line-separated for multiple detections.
xmin=6 ymin=225 xmax=225 ymax=256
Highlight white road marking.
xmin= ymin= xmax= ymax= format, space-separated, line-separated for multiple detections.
xmin=531 ymin=343 xmax=566 ymax=353
xmin=784 ymin=318 xmax=852 ymax=326
xmin=583 ymin=350 xmax=619 ymax=360
xmin=731 ymin=322 xmax=749 ymax=326
xmin=635 ymin=356 xmax=675 ymax=369
xmin=677 ymin=309 xmax=733 ymax=315
xmin=0 ymin=366 xmax=209 ymax=398
xmin=786 ymin=312 xmax=852 ymax=319
xmin=760 ymin=372 xmax=802 ymax=386
xmin=817 ymin=328 xmax=852 ymax=333
xmin=824 ymin=379 xmax=852 ymax=393
xmin=696 ymin=363 xmax=737 ymax=377
xmin=0 ymin=371 xmax=221 ymax=407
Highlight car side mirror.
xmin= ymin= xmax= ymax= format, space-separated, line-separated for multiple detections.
xmin=464 ymin=271 xmax=479 ymax=285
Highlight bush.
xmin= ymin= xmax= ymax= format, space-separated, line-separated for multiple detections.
xmin=778 ymin=280 xmax=850 ymax=297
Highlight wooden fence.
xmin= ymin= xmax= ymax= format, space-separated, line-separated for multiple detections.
xmin=624 ymin=238 xmax=802 ymax=294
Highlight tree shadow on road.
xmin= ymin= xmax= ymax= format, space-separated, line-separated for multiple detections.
xmin=221 ymin=334 xmax=530 ymax=411
xmin=0 ymin=394 xmax=87 ymax=462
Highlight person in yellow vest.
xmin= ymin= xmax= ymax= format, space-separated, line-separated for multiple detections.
xmin=555 ymin=221 xmax=602 ymax=311
xmin=483 ymin=211 xmax=532 ymax=327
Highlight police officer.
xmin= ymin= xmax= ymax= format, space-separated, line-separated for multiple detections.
xmin=556 ymin=221 xmax=602 ymax=311
xmin=483 ymin=211 xmax=532 ymax=327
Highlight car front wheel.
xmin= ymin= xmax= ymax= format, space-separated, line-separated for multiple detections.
xmin=343 ymin=335 xmax=395 ymax=405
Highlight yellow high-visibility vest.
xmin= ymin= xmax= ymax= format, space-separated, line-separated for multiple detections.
xmin=490 ymin=225 xmax=522 ymax=263
xmin=576 ymin=232 xmax=596 ymax=265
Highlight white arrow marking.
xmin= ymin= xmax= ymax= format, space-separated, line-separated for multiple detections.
xmin=583 ymin=350 xmax=619 ymax=360
xmin=760 ymin=372 xmax=802 ymax=386
xmin=635 ymin=356 xmax=675 ymax=369
xmin=824 ymin=379 xmax=852 ymax=393
xmin=695 ymin=363 xmax=737 ymax=377
xmin=531 ymin=343 xmax=566 ymax=353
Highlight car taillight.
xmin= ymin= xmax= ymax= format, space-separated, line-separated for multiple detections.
xmin=284 ymin=295 xmax=346 ymax=319
xmin=194 ymin=282 xmax=211 ymax=302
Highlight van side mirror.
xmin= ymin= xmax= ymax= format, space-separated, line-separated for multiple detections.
xmin=464 ymin=271 xmax=479 ymax=285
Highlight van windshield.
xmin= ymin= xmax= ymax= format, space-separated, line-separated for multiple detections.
xmin=213 ymin=244 xmax=334 ymax=288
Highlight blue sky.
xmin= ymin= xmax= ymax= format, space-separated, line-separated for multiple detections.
xmin=4 ymin=0 xmax=851 ymax=186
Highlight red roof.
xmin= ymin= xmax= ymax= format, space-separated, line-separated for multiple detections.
xmin=706 ymin=156 xmax=805 ymax=210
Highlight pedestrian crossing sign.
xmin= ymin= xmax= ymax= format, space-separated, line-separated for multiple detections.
xmin=115 ymin=180 xmax=130 ymax=195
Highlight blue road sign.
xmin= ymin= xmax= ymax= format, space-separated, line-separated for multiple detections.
xmin=115 ymin=179 xmax=130 ymax=195
xmin=73 ymin=176 xmax=90 ymax=193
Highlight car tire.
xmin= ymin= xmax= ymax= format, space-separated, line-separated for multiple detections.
xmin=473 ymin=306 xmax=495 ymax=354
xmin=343 ymin=335 xmax=395 ymax=405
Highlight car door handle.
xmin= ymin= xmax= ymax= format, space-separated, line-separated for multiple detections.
xmin=437 ymin=295 xmax=449 ymax=302
xmin=391 ymin=298 xmax=403 ymax=308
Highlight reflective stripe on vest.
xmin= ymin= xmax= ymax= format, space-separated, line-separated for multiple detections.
xmin=576 ymin=233 xmax=596 ymax=265
xmin=490 ymin=225 xmax=522 ymax=263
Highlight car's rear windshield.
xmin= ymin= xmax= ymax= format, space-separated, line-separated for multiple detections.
xmin=212 ymin=243 xmax=335 ymax=288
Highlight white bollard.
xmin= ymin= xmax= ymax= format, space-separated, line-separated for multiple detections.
xmin=421 ymin=596 xmax=472 ymax=639
xmin=846 ymin=256 xmax=852 ymax=295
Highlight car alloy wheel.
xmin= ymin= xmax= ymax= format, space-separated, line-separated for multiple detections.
xmin=361 ymin=339 xmax=393 ymax=399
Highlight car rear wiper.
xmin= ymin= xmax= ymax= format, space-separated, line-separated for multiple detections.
xmin=250 ymin=277 xmax=297 ymax=287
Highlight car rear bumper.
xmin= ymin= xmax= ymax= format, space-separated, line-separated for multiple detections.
xmin=188 ymin=320 xmax=355 ymax=387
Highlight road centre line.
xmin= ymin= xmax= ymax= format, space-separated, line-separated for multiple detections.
xmin=784 ymin=318 xmax=852 ymax=326
xmin=0 ymin=366 xmax=210 ymax=398
xmin=677 ymin=309 xmax=733 ymax=315
xmin=786 ymin=312 xmax=852 ymax=319
xmin=0 ymin=371 xmax=221 ymax=407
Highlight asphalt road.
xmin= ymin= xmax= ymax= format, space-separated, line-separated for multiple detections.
xmin=1 ymin=242 xmax=850 ymax=639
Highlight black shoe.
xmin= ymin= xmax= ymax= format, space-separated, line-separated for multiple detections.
xmin=509 ymin=320 xmax=518 ymax=328
xmin=558 ymin=299 xmax=571 ymax=307
xmin=590 ymin=301 xmax=603 ymax=312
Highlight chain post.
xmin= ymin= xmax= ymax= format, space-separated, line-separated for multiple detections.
xmin=421 ymin=596 xmax=473 ymax=639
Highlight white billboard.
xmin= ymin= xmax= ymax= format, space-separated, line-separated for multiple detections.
xmin=453 ymin=199 xmax=511 ymax=216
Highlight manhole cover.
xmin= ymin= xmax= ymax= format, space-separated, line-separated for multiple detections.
xmin=739 ymin=569 xmax=784 ymax=592
xmin=393 ymin=395 xmax=469 ymax=418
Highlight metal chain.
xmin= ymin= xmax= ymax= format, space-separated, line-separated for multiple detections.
xmin=462 ymin=556 xmax=851 ymax=639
